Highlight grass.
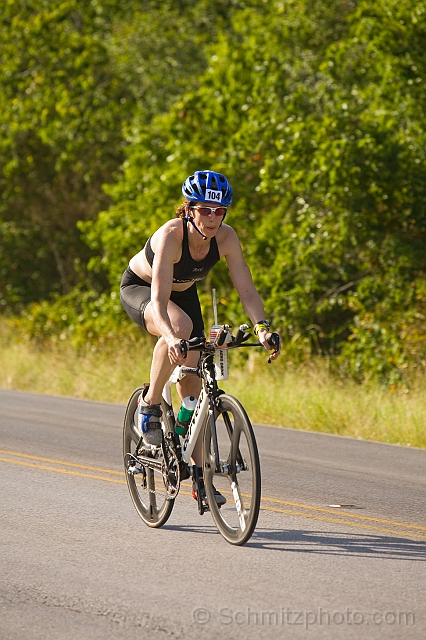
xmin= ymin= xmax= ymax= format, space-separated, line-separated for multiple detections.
xmin=220 ymin=352 xmax=426 ymax=449
xmin=1 ymin=325 xmax=425 ymax=449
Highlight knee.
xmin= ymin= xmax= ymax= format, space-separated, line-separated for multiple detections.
xmin=173 ymin=313 xmax=193 ymax=340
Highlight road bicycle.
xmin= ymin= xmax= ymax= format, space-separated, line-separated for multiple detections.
xmin=123 ymin=322 xmax=279 ymax=546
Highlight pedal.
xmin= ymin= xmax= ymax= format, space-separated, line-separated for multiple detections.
xmin=137 ymin=443 xmax=160 ymax=458
xmin=191 ymin=486 xmax=209 ymax=512
xmin=179 ymin=460 xmax=191 ymax=480
xmin=127 ymin=464 xmax=141 ymax=476
xmin=192 ymin=467 xmax=209 ymax=515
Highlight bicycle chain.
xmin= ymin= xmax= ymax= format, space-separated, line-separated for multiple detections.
xmin=162 ymin=436 xmax=181 ymax=498
xmin=131 ymin=436 xmax=181 ymax=499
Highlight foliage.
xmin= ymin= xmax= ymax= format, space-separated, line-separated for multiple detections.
xmin=0 ymin=0 xmax=231 ymax=310
xmin=0 ymin=0 xmax=134 ymax=310
xmin=2 ymin=0 xmax=426 ymax=385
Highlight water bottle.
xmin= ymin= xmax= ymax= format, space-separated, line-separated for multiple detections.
xmin=175 ymin=396 xmax=198 ymax=436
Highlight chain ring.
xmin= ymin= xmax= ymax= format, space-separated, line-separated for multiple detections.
xmin=130 ymin=429 xmax=181 ymax=499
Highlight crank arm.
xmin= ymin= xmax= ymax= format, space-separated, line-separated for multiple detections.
xmin=131 ymin=455 xmax=163 ymax=473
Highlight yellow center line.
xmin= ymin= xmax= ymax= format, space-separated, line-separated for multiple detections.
xmin=0 ymin=457 xmax=126 ymax=483
xmin=0 ymin=456 xmax=196 ymax=499
xmin=262 ymin=506 xmax=426 ymax=540
xmin=1 ymin=450 xmax=425 ymax=540
xmin=182 ymin=481 xmax=426 ymax=533
xmin=259 ymin=496 xmax=426 ymax=532
xmin=0 ymin=449 xmax=123 ymax=475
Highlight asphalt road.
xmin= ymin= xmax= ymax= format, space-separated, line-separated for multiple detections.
xmin=1 ymin=389 xmax=425 ymax=639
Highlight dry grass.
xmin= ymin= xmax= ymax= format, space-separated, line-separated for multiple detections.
xmin=220 ymin=352 xmax=426 ymax=449
xmin=0 ymin=327 xmax=153 ymax=404
xmin=1 ymin=325 xmax=425 ymax=449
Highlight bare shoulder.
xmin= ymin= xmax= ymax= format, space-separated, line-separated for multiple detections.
xmin=151 ymin=219 xmax=183 ymax=254
xmin=154 ymin=218 xmax=183 ymax=239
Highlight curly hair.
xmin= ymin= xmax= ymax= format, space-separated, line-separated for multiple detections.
xmin=175 ymin=199 xmax=191 ymax=219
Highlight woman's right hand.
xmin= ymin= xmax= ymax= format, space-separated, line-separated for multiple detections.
xmin=166 ymin=335 xmax=188 ymax=365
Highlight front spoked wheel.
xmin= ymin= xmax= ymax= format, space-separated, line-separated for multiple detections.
xmin=123 ymin=387 xmax=175 ymax=528
xmin=203 ymin=394 xmax=261 ymax=545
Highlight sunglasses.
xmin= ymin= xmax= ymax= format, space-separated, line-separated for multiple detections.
xmin=191 ymin=205 xmax=227 ymax=217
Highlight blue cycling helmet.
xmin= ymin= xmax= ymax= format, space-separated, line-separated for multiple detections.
xmin=182 ymin=170 xmax=233 ymax=206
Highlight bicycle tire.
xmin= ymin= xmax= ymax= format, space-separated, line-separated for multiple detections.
xmin=123 ymin=387 xmax=175 ymax=528
xmin=202 ymin=393 xmax=261 ymax=545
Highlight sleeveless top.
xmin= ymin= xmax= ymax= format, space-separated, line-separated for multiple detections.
xmin=144 ymin=218 xmax=220 ymax=283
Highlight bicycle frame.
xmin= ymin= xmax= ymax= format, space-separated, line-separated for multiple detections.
xmin=161 ymin=355 xmax=216 ymax=466
xmin=162 ymin=380 xmax=209 ymax=465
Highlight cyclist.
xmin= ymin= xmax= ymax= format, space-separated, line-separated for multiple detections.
xmin=120 ymin=170 xmax=280 ymax=499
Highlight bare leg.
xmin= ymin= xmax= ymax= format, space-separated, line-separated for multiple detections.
xmin=145 ymin=340 xmax=202 ymax=463
xmin=191 ymin=433 xmax=203 ymax=466
xmin=143 ymin=336 xmax=175 ymax=405
xmin=143 ymin=299 xmax=201 ymax=404
xmin=176 ymin=350 xmax=201 ymax=400
xmin=143 ymin=299 xmax=203 ymax=464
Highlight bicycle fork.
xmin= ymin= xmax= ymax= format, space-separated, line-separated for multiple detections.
xmin=192 ymin=398 xmax=220 ymax=516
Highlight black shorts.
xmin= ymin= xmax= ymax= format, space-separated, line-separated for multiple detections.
xmin=120 ymin=267 xmax=204 ymax=338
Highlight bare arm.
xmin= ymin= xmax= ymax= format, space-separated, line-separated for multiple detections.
xmin=149 ymin=223 xmax=187 ymax=363
xmin=222 ymin=226 xmax=280 ymax=359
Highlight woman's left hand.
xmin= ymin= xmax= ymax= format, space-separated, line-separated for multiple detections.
xmin=258 ymin=330 xmax=280 ymax=361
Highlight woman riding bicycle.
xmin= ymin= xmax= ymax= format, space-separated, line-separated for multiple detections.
xmin=120 ymin=170 xmax=280 ymax=460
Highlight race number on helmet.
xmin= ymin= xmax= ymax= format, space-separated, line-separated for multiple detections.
xmin=182 ymin=170 xmax=233 ymax=206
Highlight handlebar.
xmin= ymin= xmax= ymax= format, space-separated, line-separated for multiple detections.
xmin=179 ymin=326 xmax=280 ymax=363
xmin=179 ymin=336 xmax=204 ymax=358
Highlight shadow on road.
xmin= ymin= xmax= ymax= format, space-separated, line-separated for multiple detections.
xmin=164 ymin=523 xmax=221 ymax=536
xmin=246 ymin=529 xmax=426 ymax=560
xmin=159 ymin=523 xmax=425 ymax=561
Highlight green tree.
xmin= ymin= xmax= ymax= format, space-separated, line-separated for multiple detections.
xmin=0 ymin=0 xmax=137 ymax=311
xmin=15 ymin=0 xmax=426 ymax=382
xmin=0 ymin=0 xmax=256 ymax=312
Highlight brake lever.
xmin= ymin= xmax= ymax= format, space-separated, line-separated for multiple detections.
xmin=267 ymin=332 xmax=280 ymax=364
xmin=234 ymin=323 xmax=250 ymax=345
xmin=179 ymin=339 xmax=188 ymax=359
